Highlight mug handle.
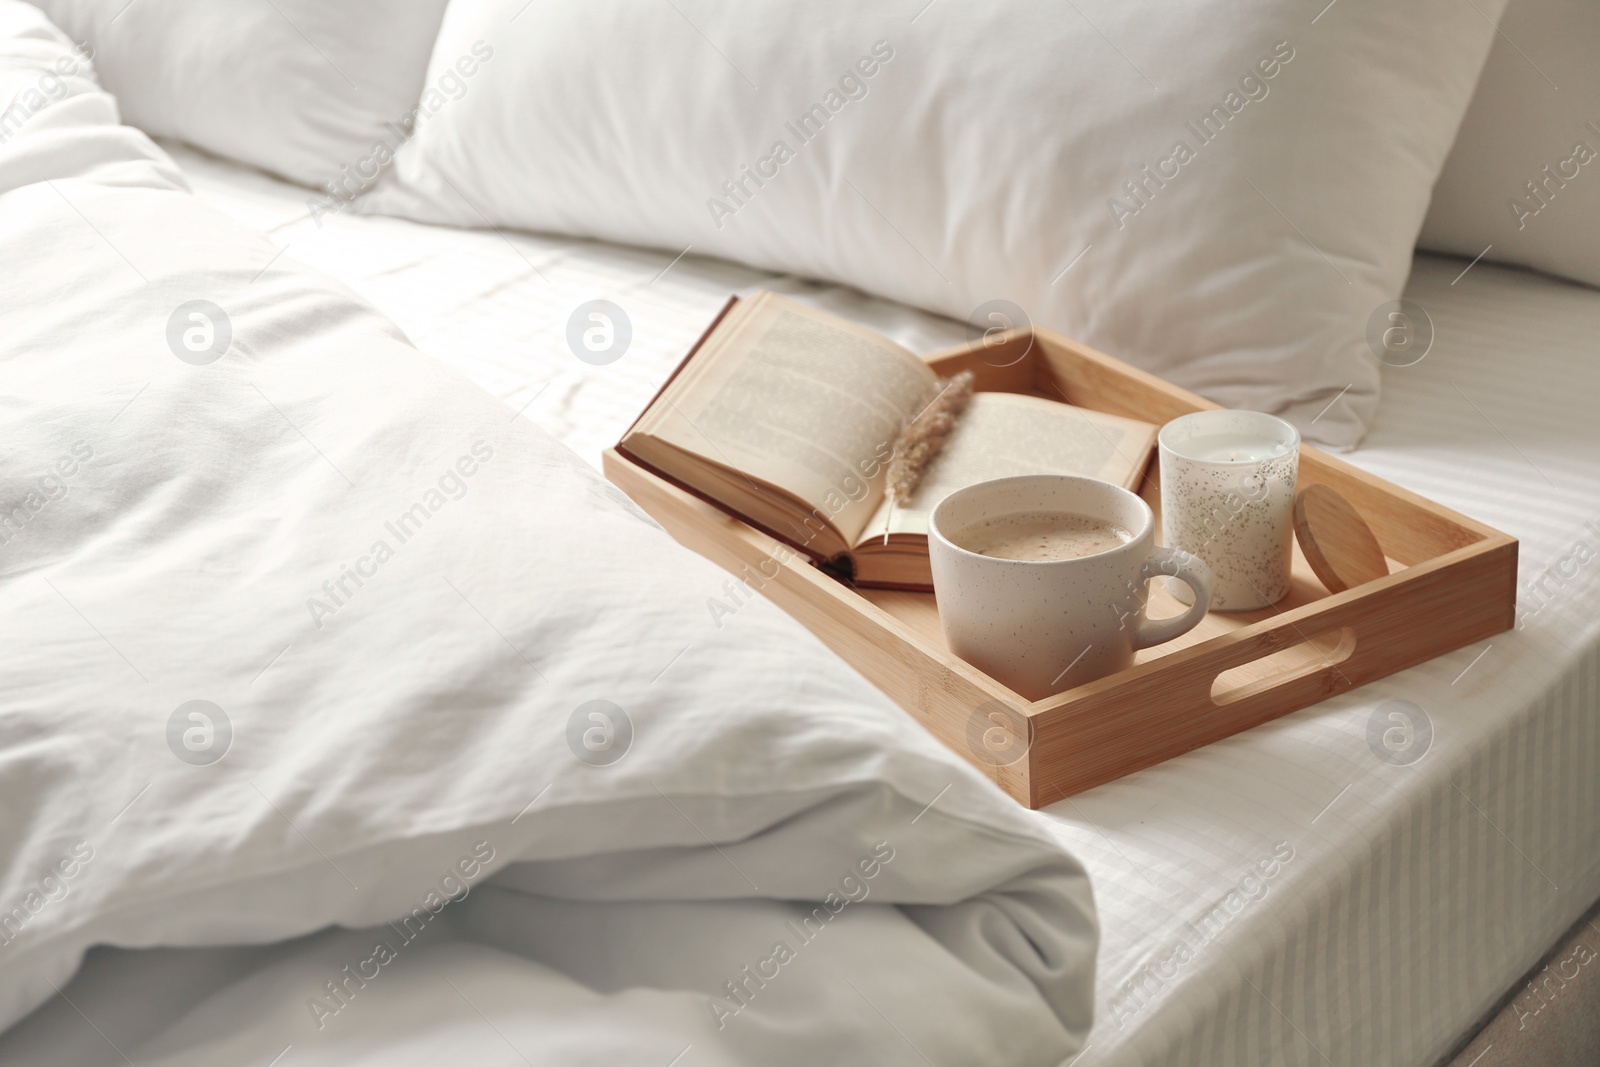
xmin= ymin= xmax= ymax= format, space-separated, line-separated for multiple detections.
xmin=1131 ymin=547 xmax=1214 ymax=651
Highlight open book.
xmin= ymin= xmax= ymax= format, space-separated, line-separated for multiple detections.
xmin=618 ymin=292 xmax=1157 ymax=588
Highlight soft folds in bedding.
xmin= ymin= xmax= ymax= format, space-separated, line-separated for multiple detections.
xmin=0 ymin=6 xmax=1094 ymax=1064
xmin=28 ymin=0 xmax=448 ymax=189
xmin=359 ymin=0 xmax=1507 ymax=449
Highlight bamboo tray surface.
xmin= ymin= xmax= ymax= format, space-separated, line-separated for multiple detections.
xmin=604 ymin=327 xmax=1517 ymax=808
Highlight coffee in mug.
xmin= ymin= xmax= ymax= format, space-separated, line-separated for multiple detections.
xmin=949 ymin=510 xmax=1133 ymax=562
xmin=929 ymin=475 xmax=1214 ymax=700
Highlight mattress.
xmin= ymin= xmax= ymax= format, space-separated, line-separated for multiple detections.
xmin=1040 ymin=254 xmax=1600 ymax=1066
xmin=42 ymin=142 xmax=1600 ymax=1066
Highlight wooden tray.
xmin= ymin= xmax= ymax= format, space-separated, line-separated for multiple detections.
xmin=603 ymin=327 xmax=1518 ymax=808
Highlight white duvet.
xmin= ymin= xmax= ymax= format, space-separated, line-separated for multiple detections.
xmin=0 ymin=6 xmax=1094 ymax=1064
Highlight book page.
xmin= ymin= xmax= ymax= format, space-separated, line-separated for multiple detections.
xmin=652 ymin=297 xmax=936 ymax=543
xmin=858 ymin=391 xmax=1151 ymax=543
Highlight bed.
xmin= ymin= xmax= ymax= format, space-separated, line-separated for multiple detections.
xmin=7 ymin=130 xmax=1593 ymax=1066
xmin=4 ymin=1 xmax=1599 ymax=1064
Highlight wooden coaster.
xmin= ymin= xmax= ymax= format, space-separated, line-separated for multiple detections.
xmin=1293 ymin=483 xmax=1388 ymax=593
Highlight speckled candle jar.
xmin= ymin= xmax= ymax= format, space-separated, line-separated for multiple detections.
xmin=1159 ymin=410 xmax=1300 ymax=612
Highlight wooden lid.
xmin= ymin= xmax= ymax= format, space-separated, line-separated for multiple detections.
xmin=1293 ymin=483 xmax=1388 ymax=593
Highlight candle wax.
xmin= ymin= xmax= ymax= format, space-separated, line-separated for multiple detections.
xmin=1180 ymin=433 xmax=1289 ymax=464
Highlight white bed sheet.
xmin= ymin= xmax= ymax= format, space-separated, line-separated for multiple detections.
xmin=139 ymin=143 xmax=1600 ymax=1066
xmin=1042 ymin=256 xmax=1600 ymax=1066
xmin=161 ymin=141 xmax=974 ymax=470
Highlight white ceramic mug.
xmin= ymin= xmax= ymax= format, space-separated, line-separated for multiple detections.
xmin=928 ymin=475 xmax=1214 ymax=701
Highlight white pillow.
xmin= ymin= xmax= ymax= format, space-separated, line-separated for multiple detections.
xmin=359 ymin=0 xmax=1505 ymax=449
xmin=1420 ymin=0 xmax=1600 ymax=289
xmin=29 ymin=0 xmax=448 ymax=189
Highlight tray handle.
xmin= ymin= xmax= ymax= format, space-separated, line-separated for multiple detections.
xmin=1206 ymin=625 xmax=1358 ymax=710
